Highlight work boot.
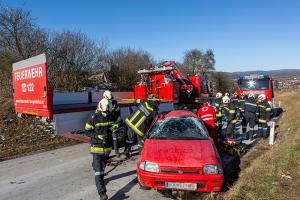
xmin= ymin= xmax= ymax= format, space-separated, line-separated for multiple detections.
xmin=253 ymin=131 xmax=258 ymax=139
xmin=257 ymin=129 xmax=262 ymax=138
xmin=263 ymin=130 xmax=268 ymax=139
xmin=126 ymin=152 xmax=131 ymax=159
xmin=115 ymin=150 xmax=120 ymax=158
xmin=249 ymin=130 xmax=254 ymax=141
xmin=100 ymin=192 xmax=108 ymax=200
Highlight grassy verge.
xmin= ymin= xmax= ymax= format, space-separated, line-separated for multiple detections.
xmin=0 ymin=97 xmax=79 ymax=161
xmin=223 ymin=91 xmax=300 ymax=200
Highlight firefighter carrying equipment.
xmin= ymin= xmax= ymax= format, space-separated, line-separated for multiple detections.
xmin=125 ymin=99 xmax=158 ymax=137
xmin=85 ymin=113 xmax=114 ymax=154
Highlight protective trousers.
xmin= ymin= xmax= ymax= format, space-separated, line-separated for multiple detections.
xmin=241 ymin=113 xmax=247 ymax=134
xmin=244 ymin=112 xmax=256 ymax=140
xmin=92 ymin=153 xmax=109 ymax=195
xmin=258 ymin=122 xmax=268 ymax=138
xmin=124 ymin=128 xmax=135 ymax=154
xmin=216 ymin=117 xmax=223 ymax=131
xmin=126 ymin=122 xmax=146 ymax=153
xmin=111 ymin=131 xmax=119 ymax=155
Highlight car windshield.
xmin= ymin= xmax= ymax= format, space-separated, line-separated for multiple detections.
xmin=238 ymin=79 xmax=269 ymax=91
xmin=148 ymin=116 xmax=208 ymax=140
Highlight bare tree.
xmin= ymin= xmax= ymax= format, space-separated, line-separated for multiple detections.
xmin=0 ymin=7 xmax=48 ymax=97
xmin=0 ymin=7 xmax=48 ymax=59
xmin=107 ymin=47 xmax=152 ymax=91
xmin=212 ymin=72 xmax=233 ymax=94
xmin=47 ymin=31 xmax=105 ymax=91
xmin=202 ymin=49 xmax=215 ymax=76
xmin=182 ymin=48 xmax=215 ymax=77
xmin=182 ymin=49 xmax=203 ymax=75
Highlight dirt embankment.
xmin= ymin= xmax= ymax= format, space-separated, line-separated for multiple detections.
xmin=219 ymin=91 xmax=300 ymax=200
xmin=0 ymin=98 xmax=79 ymax=161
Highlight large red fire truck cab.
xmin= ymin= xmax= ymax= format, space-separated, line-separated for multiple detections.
xmin=237 ymin=74 xmax=274 ymax=102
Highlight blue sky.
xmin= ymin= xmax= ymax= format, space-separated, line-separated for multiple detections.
xmin=1 ymin=0 xmax=300 ymax=72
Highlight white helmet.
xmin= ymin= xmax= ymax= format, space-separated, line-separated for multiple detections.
xmin=222 ymin=96 xmax=230 ymax=104
xmin=103 ymin=90 xmax=113 ymax=100
xmin=225 ymin=92 xmax=230 ymax=97
xmin=98 ymin=98 xmax=111 ymax=112
xmin=258 ymin=94 xmax=266 ymax=101
xmin=248 ymin=93 xmax=255 ymax=98
xmin=216 ymin=92 xmax=223 ymax=98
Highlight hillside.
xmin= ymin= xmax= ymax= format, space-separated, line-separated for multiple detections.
xmin=230 ymin=69 xmax=300 ymax=79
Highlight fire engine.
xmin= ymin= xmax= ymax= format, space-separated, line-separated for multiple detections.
xmin=237 ymin=74 xmax=274 ymax=102
xmin=134 ymin=61 xmax=211 ymax=104
xmin=11 ymin=54 xmax=211 ymax=139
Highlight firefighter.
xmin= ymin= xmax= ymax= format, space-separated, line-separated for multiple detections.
xmin=197 ymin=100 xmax=217 ymax=140
xmin=101 ymin=90 xmax=122 ymax=157
xmin=222 ymin=96 xmax=237 ymax=138
xmin=244 ymin=93 xmax=258 ymax=140
xmin=238 ymin=94 xmax=247 ymax=134
xmin=125 ymin=95 xmax=159 ymax=152
xmin=214 ymin=92 xmax=224 ymax=131
xmin=231 ymin=92 xmax=239 ymax=108
xmin=257 ymin=94 xmax=272 ymax=138
xmin=85 ymin=98 xmax=114 ymax=200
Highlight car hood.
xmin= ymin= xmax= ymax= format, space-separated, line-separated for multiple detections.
xmin=141 ymin=139 xmax=220 ymax=168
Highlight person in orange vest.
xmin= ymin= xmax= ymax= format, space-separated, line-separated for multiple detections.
xmin=197 ymin=100 xmax=217 ymax=141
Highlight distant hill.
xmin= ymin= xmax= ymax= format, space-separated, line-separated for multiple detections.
xmin=230 ymin=69 xmax=300 ymax=79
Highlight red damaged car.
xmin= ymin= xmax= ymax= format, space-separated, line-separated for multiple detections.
xmin=137 ymin=110 xmax=224 ymax=192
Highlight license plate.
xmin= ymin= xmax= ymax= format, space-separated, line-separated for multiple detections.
xmin=165 ymin=182 xmax=197 ymax=191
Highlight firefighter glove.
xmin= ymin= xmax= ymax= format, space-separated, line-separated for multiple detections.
xmin=97 ymin=134 xmax=106 ymax=141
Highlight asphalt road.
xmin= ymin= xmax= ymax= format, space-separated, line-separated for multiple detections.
xmin=0 ymin=143 xmax=170 ymax=200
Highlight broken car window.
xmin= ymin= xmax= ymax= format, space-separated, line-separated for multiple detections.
xmin=148 ymin=116 xmax=208 ymax=140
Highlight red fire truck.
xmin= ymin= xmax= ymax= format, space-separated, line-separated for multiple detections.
xmin=237 ymin=74 xmax=274 ymax=102
xmin=134 ymin=61 xmax=211 ymax=104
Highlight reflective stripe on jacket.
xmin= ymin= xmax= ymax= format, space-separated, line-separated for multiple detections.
xmin=125 ymin=99 xmax=158 ymax=137
xmin=84 ymin=113 xmax=114 ymax=154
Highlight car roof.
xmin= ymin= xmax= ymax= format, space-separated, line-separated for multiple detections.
xmin=161 ymin=110 xmax=198 ymax=119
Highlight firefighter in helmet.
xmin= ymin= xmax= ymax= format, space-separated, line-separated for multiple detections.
xmin=257 ymin=94 xmax=272 ymax=138
xmin=214 ymin=92 xmax=224 ymax=131
xmin=125 ymin=94 xmax=159 ymax=152
xmin=85 ymin=98 xmax=114 ymax=200
xmin=100 ymin=90 xmax=122 ymax=157
xmin=244 ymin=93 xmax=258 ymax=140
xmin=222 ymin=96 xmax=237 ymax=138
xmin=238 ymin=94 xmax=247 ymax=134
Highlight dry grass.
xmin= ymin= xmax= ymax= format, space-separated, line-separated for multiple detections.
xmin=223 ymin=91 xmax=300 ymax=200
xmin=0 ymin=97 xmax=79 ymax=161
